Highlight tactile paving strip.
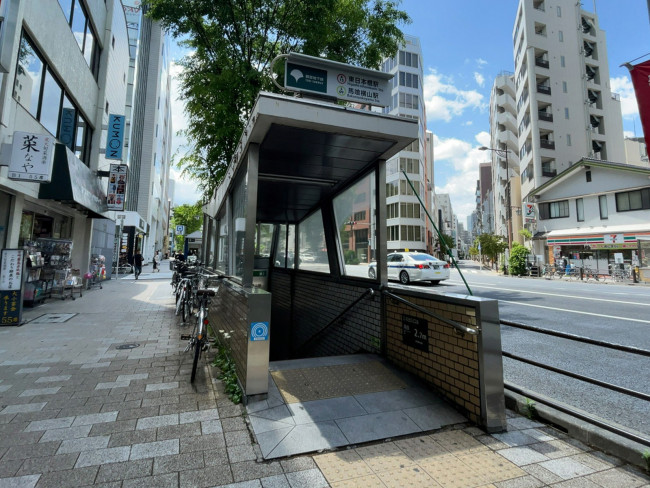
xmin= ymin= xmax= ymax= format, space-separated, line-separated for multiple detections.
xmin=271 ymin=361 xmax=407 ymax=404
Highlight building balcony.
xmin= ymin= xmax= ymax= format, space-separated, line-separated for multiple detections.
xmin=540 ymin=139 xmax=555 ymax=150
xmin=535 ymin=57 xmax=549 ymax=69
xmin=538 ymin=111 xmax=553 ymax=122
xmin=537 ymin=84 xmax=551 ymax=95
xmin=542 ymin=169 xmax=557 ymax=177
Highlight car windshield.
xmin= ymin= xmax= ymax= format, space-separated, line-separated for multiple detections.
xmin=410 ymin=254 xmax=436 ymax=261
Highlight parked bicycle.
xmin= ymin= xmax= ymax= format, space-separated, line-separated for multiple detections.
xmin=181 ymin=274 xmax=222 ymax=382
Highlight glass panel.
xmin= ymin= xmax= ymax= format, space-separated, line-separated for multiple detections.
xmin=273 ymin=224 xmax=296 ymax=268
xmin=298 ymin=210 xmax=330 ymax=273
xmin=75 ymin=114 xmax=91 ymax=165
xmin=84 ymin=26 xmax=95 ymax=67
xmin=57 ymin=0 xmax=73 ymax=23
xmin=232 ymin=171 xmax=247 ymax=279
xmin=71 ymin=0 xmax=87 ymax=52
xmin=41 ymin=69 xmax=63 ymax=136
xmin=616 ymin=193 xmax=630 ymax=211
xmin=629 ymin=191 xmax=643 ymax=210
xmin=599 ymin=195 xmax=608 ymax=219
xmin=207 ymin=218 xmax=216 ymax=268
xmin=14 ymin=34 xmax=43 ymax=118
xmin=333 ymin=172 xmax=375 ymax=278
xmin=576 ymin=198 xmax=584 ymax=221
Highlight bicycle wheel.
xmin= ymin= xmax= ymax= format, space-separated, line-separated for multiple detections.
xmin=191 ymin=337 xmax=201 ymax=383
xmin=182 ymin=290 xmax=189 ymax=322
xmin=175 ymin=287 xmax=184 ymax=316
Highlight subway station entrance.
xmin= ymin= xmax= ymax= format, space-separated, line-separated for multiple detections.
xmin=202 ymin=91 xmax=506 ymax=458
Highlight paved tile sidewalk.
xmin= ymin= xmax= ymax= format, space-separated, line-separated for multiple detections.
xmin=1 ymin=275 xmax=649 ymax=487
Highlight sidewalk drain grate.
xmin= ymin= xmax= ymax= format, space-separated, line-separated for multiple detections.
xmin=29 ymin=313 xmax=77 ymax=324
xmin=115 ymin=343 xmax=141 ymax=350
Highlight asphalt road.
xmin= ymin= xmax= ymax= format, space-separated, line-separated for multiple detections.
xmin=405 ymin=260 xmax=650 ymax=440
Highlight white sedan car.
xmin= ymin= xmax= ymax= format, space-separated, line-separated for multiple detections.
xmin=368 ymin=252 xmax=450 ymax=285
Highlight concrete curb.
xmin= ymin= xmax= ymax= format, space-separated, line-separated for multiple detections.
xmin=504 ymin=388 xmax=649 ymax=470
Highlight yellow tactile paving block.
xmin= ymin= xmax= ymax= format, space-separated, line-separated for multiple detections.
xmin=394 ymin=436 xmax=450 ymax=462
xmin=356 ymin=442 xmax=415 ymax=473
xmin=430 ymin=430 xmax=489 ymax=454
xmin=331 ymin=474 xmax=386 ymax=488
xmin=458 ymin=451 xmax=526 ymax=483
xmin=377 ymin=466 xmax=442 ymax=488
xmin=420 ymin=454 xmax=488 ymax=488
xmin=313 ymin=450 xmax=374 ymax=483
xmin=271 ymin=361 xmax=407 ymax=404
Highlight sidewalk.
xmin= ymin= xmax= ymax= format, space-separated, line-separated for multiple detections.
xmin=0 ymin=275 xmax=648 ymax=487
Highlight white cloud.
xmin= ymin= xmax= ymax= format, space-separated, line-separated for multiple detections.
xmin=610 ymin=75 xmax=639 ymax=119
xmin=170 ymin=167 xmax=202 ymax=206
xmin=623 ymin=130 xmax=636 ymax=138
xmin=433 ymin=132 xmax=492 ymax=222
xmin=423 ymin=69 xmax=486 ymax=122
xmin=474 ymin=72 xmax=485 ymax=86
xmin=476 ymin=58 xmax=488 ymax=67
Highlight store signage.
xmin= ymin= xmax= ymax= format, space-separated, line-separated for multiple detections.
xmin=175 ymin=225 xmax=185 ymax=236
xmin=284 ymin=53 xmax=392 ymax=107
xmin=524 ymin=203 xmax=535 ymax=223
xmin=402 ymin=314 xmax=429 ymax=352
xmin=0 ymin=249 xmax=24 ymax=326
xmin=8 ymin=131 xmax=55 ymax=182
xmin=105 ymin=114 xmax=125 ymax=160
xmin=58 ymin=108 xmax=76 ymax=151
xmin=107 ymin=164 xmax=127 ymax=211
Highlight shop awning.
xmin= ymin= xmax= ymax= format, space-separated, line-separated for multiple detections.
xmin=38 ymin=144 xmax=108 ymax=219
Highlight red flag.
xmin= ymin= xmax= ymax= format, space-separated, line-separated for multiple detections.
xmin=627 ymin=59 xmax=650 ymax=143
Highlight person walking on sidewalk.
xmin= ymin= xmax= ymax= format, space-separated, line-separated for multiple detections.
xmin=153 ymin=250 xmax=161 ymax=272
xmin=133 ymin=250 xmax=143 ymax=279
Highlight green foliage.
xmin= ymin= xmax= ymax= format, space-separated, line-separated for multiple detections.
xmin=344 ymin=250 xmax=359 ymax=265
xmin=642 ymin=449 xmax=650 ymax=472
xmin=524 ymin=397 xmax=536 ymax=420
xmin=474 ymin=233 xmax=507 ymax=264
xmin=146 ymin=0 xmax=410 ymax=198
xmin=212 ymin=345 xmax=243 ymax=404
xmin=508 ymin=242 xmax=530 ymax=276
xmin=468 ymin=245 xmax=479 ymax=257
xmin=171 ymin=202 xmax=203 ymax=251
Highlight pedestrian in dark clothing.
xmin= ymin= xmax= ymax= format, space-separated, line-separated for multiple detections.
xmin=134 ymin=251 xmax=143 ymax=279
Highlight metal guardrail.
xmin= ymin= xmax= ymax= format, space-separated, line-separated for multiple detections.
xmin=501 ymin=319 xmax=650 ymax=447
xmin=383 ymin=289 xmax=479 ymax=336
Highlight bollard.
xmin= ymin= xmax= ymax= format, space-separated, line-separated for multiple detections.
xmin=580 ymin=267 xmax=584 ymax=280
xmin=632 ymin=267 xmax=638 ymax=283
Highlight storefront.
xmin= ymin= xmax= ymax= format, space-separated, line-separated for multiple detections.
xmin=546 ymin=229 xmax=650 ymax=273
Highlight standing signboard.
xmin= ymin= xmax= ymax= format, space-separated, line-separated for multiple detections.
xmin=8 ymin=132 xmax=56 ymax=182
xmin=107 ymin=164 xmax=127 ymax=211
xmin=0 ymin=249 xmax=25 ymax=326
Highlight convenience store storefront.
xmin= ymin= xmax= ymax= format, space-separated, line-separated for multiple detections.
xmin=546 ymin=226 xmax=650 ymax=272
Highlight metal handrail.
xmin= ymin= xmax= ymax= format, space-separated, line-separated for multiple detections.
xmin=501 ymin=319 xmax=650 ymax=447
xmin=382 ymin=289 xmax=479 ymax=335
xmin=295 ymin=288 xmax=375 ymax=355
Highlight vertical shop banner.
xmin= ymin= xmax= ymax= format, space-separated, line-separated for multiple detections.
xmin=107 ymin=164 xmax=127 ymax=211
xmin=8 ymin=132 xmax=56 ymax=182
xmin=58 ymin=108 xmax=76 ymax=151
xmin=105 ymin=114 xmax=125 ymax=160
xmin=524 ymin=203 xmax=536 ymax=223
xmin=0 ymin=249 xmax=24 ymax=326
xmin=626 ymin=60 xmax=650 ymax=144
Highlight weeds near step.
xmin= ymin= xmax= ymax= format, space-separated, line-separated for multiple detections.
xmin=212 ymin=345 xmax=242 ymax=404
xmin=523 ymin=397 xmax=536 ymax=419
xmin=642 ymin=449 xmax=650 ymax=473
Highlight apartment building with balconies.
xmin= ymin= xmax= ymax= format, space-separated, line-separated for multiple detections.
xmin=512 ymin=0 xmax=624 ymax=203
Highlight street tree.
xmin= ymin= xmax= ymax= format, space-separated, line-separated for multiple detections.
xmin=508 ymin=242 xmax=530 ymax=276
xmin=171 ymin=202 xmax=203 ymax=251
xmin=474 ymin=233 xmax=507 ymax=268
xmin=146 ymin=0 xmax=410 ymax=198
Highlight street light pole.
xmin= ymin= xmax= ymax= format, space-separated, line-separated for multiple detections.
xmin=479 ymin=146 xmax=513 ymax=248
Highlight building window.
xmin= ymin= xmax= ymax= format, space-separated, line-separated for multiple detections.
xmin=576 ymin=198 xmax=584 ymax=221
xmin=388 ymin=225 xmax=399 ymax=241
xmin=564 ymin=107 xmax=569 ymax=119
xmin=399 ymin=157 xmax=420 ymax=174
xmin=557 ymin=6 xmax=562 ymax=17
xmin=399 ymin=71 xmax=419 ymax=89
xmin=57 ymin=0 xmax=101 ymax=79
xmin=599 ymin=195 xmax=608 ymax=219
xmin=558 ymin=30 xmax=564 ymax=42
xmin=398 ymin=50 xmax=419 ymax=68
xmin=560 ymin=55 xmax=565 ymax=67
xmin=539 ymin=200 xmax=569 ymax=219
xmin=567 ymin=134 xmax=572 ymax=146
xmin=399 ymin=202 xmax=420 ymax=219
xmin=562 ymin=81 xmax=567 ymax=93
xmin=615 ymin=188 xmax=650 ymax=212
xmin=586 ymin=170 xmax=591 ymax=182
xmin=399 ymin=92 xmax=419 ymax=110
xmin=386 ymin=181 xmax=399 ymax=197
xmin=399 ymin=225 xmax=423 ymax=242
xmin=387 ymin=203 xmax=398 ymax=219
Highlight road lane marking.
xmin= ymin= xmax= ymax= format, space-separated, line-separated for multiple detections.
xmin=445 ymin=281 xmax=650 ymax=307
xmin=498 ymin=300 xmax=650 ymax=324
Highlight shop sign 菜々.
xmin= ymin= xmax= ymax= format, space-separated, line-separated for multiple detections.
xmin=8 ymin=132 xmax=55 ymax=182
xmin=0 ymin=249 xmax=24 ymax=326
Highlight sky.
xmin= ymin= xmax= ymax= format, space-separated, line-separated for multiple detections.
xmin=168 ymin=0 xmax=649 ymax=222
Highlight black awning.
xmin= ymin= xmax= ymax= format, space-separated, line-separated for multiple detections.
xmin=38 ymin=144 xmax=108 ymax=218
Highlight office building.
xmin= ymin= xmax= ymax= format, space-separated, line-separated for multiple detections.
xmin=381 ymin=35 xmax=434 ymax=254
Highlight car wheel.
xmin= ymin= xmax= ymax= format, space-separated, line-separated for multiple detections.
xmin=430 ymin=280 xmax=440 ymax=285
xmin=399 ymin=271 xmax=410 ymax=284
xmin=368 ymin=268 xmax=376 ymax=279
